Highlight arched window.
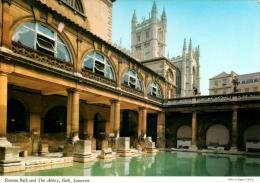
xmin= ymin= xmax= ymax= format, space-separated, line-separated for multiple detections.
xmin=12 ymin=22 xmax=71 ymax=63
xmin=123 ymin=70 xmax=142 ymax=91
xmin=61 ymin=0 xmax=84 ymax=13
xmin=148 ymin=81 xmax=162 ymax=97
xmin=83 ymin=51 xmax=115 ymax=80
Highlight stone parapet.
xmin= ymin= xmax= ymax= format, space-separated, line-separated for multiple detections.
xmin=0 ymin=146 xmax=25 ymax=173
xmin=73 ymin=140 xmax=95 ymax=163
xmin=116 ymin=137 xmax=134 ymax=157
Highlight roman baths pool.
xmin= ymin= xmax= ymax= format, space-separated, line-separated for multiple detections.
xmin=2 ymin=152 xmax=260 ymax=176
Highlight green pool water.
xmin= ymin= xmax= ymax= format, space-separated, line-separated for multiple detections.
xmin=10 ymin=152 xmax=260 ymax=176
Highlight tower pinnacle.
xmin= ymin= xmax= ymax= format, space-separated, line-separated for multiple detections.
xmin=151 ymin=0 xmax=157 ymax=19
xmin=162 ymin=8 xmax=167 ymax=20
xmin=188 ymin=38 xmax=192 ymax=53
xmin=183 ymin=38 xmax=187 ymax=52
xmin=132 ymin=10 xmax=137 ymax=23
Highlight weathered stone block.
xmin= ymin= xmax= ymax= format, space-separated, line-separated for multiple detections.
xmin=73 ymin=140 xmax=95 ymax=163
xmin=144 ymin=137 xmax=158 ymax=154
xmin=116 ymin=137 xmax=130 ymax=151
xmin=74 ymin=140 xmax=91 ymax=155
xmin=38 ymin=143 xmax=49 ymax=156
xmin=0 ymin=146 xmax=25 ymax=173
xmin=0 ymin=146 xmax=20 ymax=161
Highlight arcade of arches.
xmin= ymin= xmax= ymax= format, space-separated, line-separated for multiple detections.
xmin=165 ymin=110 xmax=260 ymax=151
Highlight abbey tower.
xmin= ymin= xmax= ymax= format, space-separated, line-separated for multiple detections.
xmin=131 ymin=1 xmax=167 ymax=60
xmin=131 ymin=1 xmax=200 ymax=97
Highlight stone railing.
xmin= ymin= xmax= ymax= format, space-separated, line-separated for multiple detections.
xmin=165 ymin=92 xmax=260 ymax=106
xmin=12 ymin=42 xmax=74 ymax=72
xmin=121 ymin=84 xmax=144 ymax=97
xmin=81 ymin=69 xmax=116 ymax=87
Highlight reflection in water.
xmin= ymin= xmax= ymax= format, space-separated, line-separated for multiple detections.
xmin=2 ymin=152 xmax=260 ymax=176
xmin=205 ymin=155 xmax=230 ymax=176
xmin=243 ymin=156 xmax=260 ymax=176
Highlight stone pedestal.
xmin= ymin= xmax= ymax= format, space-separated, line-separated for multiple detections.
xmin=108 ymin=135 xmax=117 ymax=151
xmin=31 ymin=131 xmax=40 ymax=156
xmin=63 ymin=134 xmax=79 ymax=157
xmin=38 ymin=143 xmax=49 ymax=156
xmin=0 ymin=146 xmax=25 ymax=173
xmin=229 ymin=146 xmax=238 ymax=153
xmin=73 ymin=140 xmax=95 ymax=163
xmin=189 ymin=145 xmax=198 ymax=151
xmin=116 ymin=137 xmax=133 ymax=157
xmin=98 ymin=148 xmax=113 ymax=159
xmin=0 ymin=138 xmax=12 ymax=148
xmin=145 ymin=137 xmax=158 ymax=154
xmin=156 ymin=137 xmax=165 ymax=149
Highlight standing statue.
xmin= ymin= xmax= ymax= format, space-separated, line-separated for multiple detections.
xmin=232 ymin=76 xmax=239 ymax=93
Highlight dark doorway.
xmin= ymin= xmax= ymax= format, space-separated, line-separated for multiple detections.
xmin=7 ymin=99 xmax=28 ymax=133
xmin=43 ymin=106 xmax=67 ymax=133
xmin=93 ymin=113 xmax=106 ymax=150
xmin=120 ymin=110 xmax=138 ymax=147
xmin=147 ymin=113 xmax=157 ymax=142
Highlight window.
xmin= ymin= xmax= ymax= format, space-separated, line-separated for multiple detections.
xmin=136 ymin=33 xmax=141 ymax=42
xmin=145 ymin=29 xmax=150 ymax=40
xmin=60 ymin=0 xmax=84 ymax=14
xmin=166 ymin=69 xmax=174 ymax=81
xmin=222 ymin=79 xmax=227 ymax=86
xmin=12 ymin=22 xmax=71 ymax=63
xmin=247 ymin=79 xmax=253 ymax=84
xmin=123 ymin=70 xmax=142 ymax=91
xmin=253 ymin=87 xmax=258 ymax=92
xmin=83 ymin=52 xmax=115 ymax=80
xmin=148 ymin=81 xmax=162 ymax=97
xmin=222 ymin=88 xmax=226 ymax=95
xmin=245 ymin=88 xmax=249 ymax=92
xmin=214 ymin=89 xmax=218 ymax=95
xmin=214 ymin=80 xmax=218 ymax=87
xmin=241 ymin=80 xmax=246 ymax=84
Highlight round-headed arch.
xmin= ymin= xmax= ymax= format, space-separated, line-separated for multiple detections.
xmin=122 ymin=69 xmax=143 ymax=91
xmin=82 ymin=51 xmax=115 ymax=81
xmin=147 ymin=80 xmax=162 ymax=98
xmin=11 ymin=21 xmax=72 ymax=63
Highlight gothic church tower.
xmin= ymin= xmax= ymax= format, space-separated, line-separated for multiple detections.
xmin=172 ymin=39 xmax=200 ymax=97
xmin=131 ymin=1 xmax=167 ymax=60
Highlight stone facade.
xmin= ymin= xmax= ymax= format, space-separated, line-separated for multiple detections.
xmin=209 ymin=71 xmax=260 ymax=95
xmin=130 ymin=1 xmax=200 ymax=98
xmin=0 ymin=0 xmax=166 ymax=165
xmin=171 ymin=39 xmax=200 ymax=97
xmin=131 ymin=1 xmax=166 ymax=60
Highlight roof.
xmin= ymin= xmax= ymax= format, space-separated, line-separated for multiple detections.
xmin=210 ymin=72 xmax=231 ymax=79
xmin=142 ymin=57 xmax=177 ymax=69
xmin=238 ymin=72 xmax=260 ymax=81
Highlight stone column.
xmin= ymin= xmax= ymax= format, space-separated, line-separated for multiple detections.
xmin=64 ymin=89 xmax=80 ymax=156
xmin=29 ymin=112 xmax=41 ymax=155
xmin=110 ymin=100 xmax=120 ymax=137
xmin=109 ymin=100 xmax=120 ymax=150
xmin=230 ymin=109 xmax=238 ymax=151
xmin=66 ymin=89 xmax=72 ymax=138
xmin=66 ymin=89 xmax=79 ymax=139
xmin=2 ymin=0 xmax=12 ymax=48
xmin=190 ymin=111 xmax=198 ymax=150
xmin=156 ymin=111 xmax=165 ymax=148
xmin=71 ymin=89 xmax=79 ymax=139
xmin=84 ymin=119 xmax=93 ymax=138
xmin=138 ymin=107 xmax=147 ymax=138
xmin=0 ymin=72 xmax=11 ymax=147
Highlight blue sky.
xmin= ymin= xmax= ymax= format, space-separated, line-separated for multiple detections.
xmin=112 ymin=0 xmax=260 ymax=95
